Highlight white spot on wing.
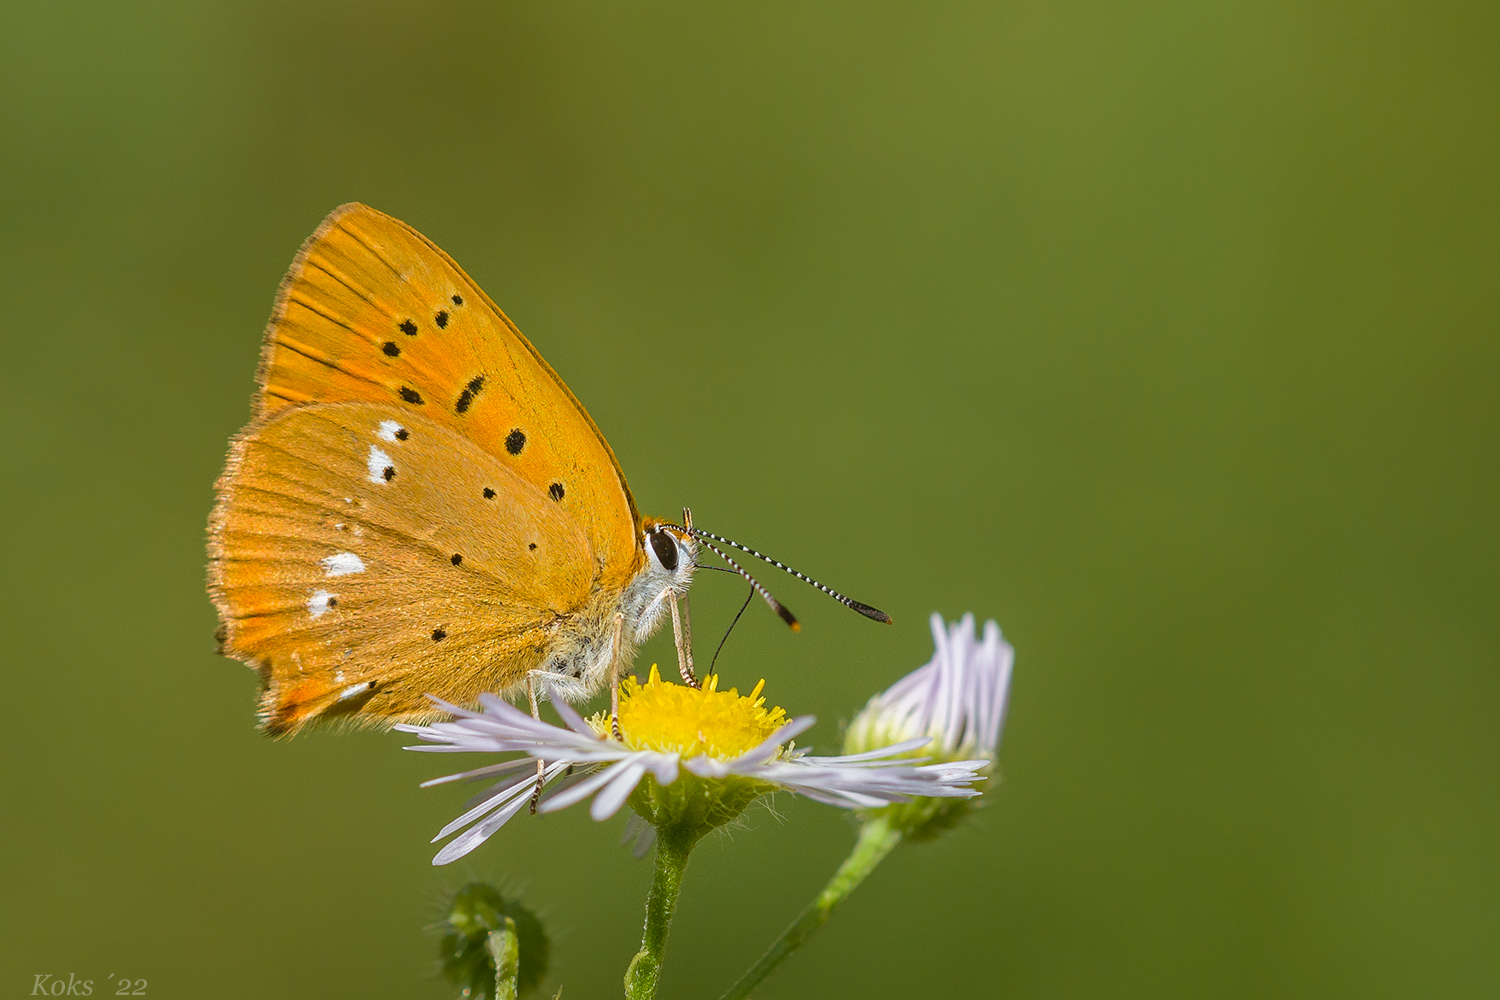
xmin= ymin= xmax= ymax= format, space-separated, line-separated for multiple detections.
xmin=367 ymin=445 xmax=393 ymax=484
xmin=322 ymin=552 xmax=365 ymax=576
xmin=377 ymin=420 xmax=404 ymax=443
xmin=337 ymin=681 xmax=373 ymax=702
xmin=308 ymin=589 xmax=335 ymax=619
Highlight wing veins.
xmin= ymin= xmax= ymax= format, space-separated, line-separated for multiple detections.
xmin=286 ymin=291 xmax=366 ymax=337
xmin=305 ymin=258 xmax=381 ymax=307
xmin=336 ymin=221 xmax=406 ymax=280
xmin=273 ymin=335 xmax=383 ymax=386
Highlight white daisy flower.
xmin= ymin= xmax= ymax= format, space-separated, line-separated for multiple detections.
xmin=842 ymin=612 xmax=1015 ymax=837
xmin=845 ymin=612 xmax=1014 ymax=761
xmin=400 ymin=666 xmax=987 ymax=865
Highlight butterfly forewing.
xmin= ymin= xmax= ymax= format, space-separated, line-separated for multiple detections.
xmin=209 ymin=403 xmax=596 ymax=734
xmin=255 ymin=203 xmax=641 ymax=590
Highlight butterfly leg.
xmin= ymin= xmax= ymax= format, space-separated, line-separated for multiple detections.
xmin=673 ymin=506 xmax=700 ymax=688
xmin=527 ymin=676 xmax=546 ymax=814
xmin=609 ymin=611 xmax=625 ymax=741
xmin=669 ymin=593 xmax=699 ymax=688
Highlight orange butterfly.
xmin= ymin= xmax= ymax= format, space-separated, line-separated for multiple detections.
xmin=208 ymin=204 xmax=886 ymax=736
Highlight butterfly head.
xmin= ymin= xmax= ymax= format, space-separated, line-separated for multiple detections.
xmin=622 ymin=519 xmax=700 ymax=642
xmin=641 ymin=519 xmax=699 ymax=586
xmin=644 ymin=520 xmax=697 ymax=574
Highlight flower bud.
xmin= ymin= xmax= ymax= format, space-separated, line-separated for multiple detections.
xmin=439 ymin=883 xmax=550 ymax=998
xmin=844 ymin=613 xmax=1015 ymax=840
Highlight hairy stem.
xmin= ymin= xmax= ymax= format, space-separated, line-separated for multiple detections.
xmin=717 ymin=816 xmax=903 ymax=1000
xmin=624 ymin=830 xmax=695 ymax=1000
xmin=486 ymin=916 xmax=519 ymax=1000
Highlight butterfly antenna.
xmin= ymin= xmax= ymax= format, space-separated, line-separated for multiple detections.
xmin=709 ymin=584 xmax=757 ymax=680
xmin=680 ymin=526 xmax=893 ymax=625
xmin=688 ymin=532 xmax=801 ymax=631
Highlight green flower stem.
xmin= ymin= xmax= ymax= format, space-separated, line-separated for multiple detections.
xmin=486 ymin=916 xmax=520 ymax=1000
xmin=717 ymin=815 xmax=903 ymax=1000
xmin=624 ymin=828 xmax=696 ymax=1000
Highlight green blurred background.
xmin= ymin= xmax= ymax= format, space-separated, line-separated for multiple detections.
xmin=3 ymin=2 xmax=1496 ymax=997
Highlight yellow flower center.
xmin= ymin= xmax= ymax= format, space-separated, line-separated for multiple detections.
xmin=590 ymin=665 xmax=788 ymax=759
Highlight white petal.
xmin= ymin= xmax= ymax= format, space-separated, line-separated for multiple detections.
xmin=418 ymin=757 xmax=537 ymax=788
xmin=539 ymin=758 xmax=635 ymax=814
xmin=590 ymin=761 xmax=649 ymax=820
xmin=433 ymin=791 xmax=531 ymax=865
xmin=812 ymin=737 xmax=933 ymax=764
xmin=547 ymin=688 xmax=601 ymax=737
xmin=647 ymin=753 xmax=679 ymax=785
xmin=432 ymin=774 xmax=534 ymax=842
xmin=631 ymin=821 xmax=657 ymax=859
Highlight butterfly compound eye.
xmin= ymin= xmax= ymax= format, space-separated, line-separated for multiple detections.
xmin=649 ymin=530 xmax=679 ymax=572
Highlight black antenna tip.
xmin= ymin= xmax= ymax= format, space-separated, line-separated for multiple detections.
xmin=776 ymin=604 xmax=801 ymax=631
xmin=848 ymin=600 xmax=893 ymax=624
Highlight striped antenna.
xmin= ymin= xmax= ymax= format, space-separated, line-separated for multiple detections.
xmin=687 ymin=531 xmax=801 ymax=631
xmin=674 ymin=525 xmax=893 ymax=625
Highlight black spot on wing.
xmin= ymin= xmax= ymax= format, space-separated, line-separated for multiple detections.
xmin=549 ymin=482 xmax=565 ymax=501
xmin=431 ymin=628 xmax=447 ymax=641
xmin=451 ymin=294 xmax=463 ymax=305
xmin=505 ymin=428 xmax=526 ymax=455
xmin=395 ymin=427 xmax=409 ymax=441
xmin=382 ymin=341 xmax=401 ymax=357
xmin=399 ymin=387 xmax=424 ymax=405
xmin=455 ymin=375 xmax=485 ymax=414
xmin=482 ymin=487 xmax=495 ymax=499
xmin=451 ymin=553 xmax=463 ymax=566
xmin=382 ymin=466 xmax=396 ymax=481
xmin=399 ymin=319 xmax=418 ymax=336
xmin=435 ymin=310 xmax=449 ymax=329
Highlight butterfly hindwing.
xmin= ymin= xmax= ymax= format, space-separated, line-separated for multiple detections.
xmin=254 ymin=203 xmax=642 ymax=590
xmin=208 ymin=402 xmax=595 ymax=734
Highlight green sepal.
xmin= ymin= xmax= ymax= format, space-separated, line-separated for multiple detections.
xmin=628 ymin=770 xmax=776 ymax=846
xmin=862 ymin=787 xmax=982 ymax=842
